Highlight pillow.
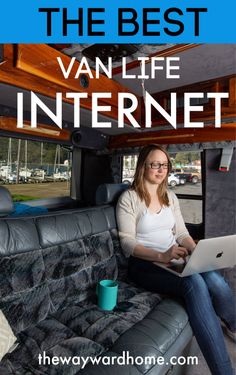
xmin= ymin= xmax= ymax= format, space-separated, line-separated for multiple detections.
xmin=0 ymin=310 xmax=17 ymax=361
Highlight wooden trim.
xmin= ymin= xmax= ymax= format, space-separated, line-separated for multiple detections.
xmin=229 ymin=77 xmax=236 ymax=107
xmin=109 ymin=124 xmax=236 ymax=148
xmin=0 ymin=116 xmax=70 ymax=141
xmin=141 ymin=75 xmax=236 ymax=128
xmin=149 ymin=114 xmax=236 ymax=128
xmin=16 ymin=45 xmax=129 ymax=98
xmin=17 ymin=44 xmax=141 ymax=123
xmin=0 ymin=44 xmax=141 ymax=126
xmin=149 ymin=74 xmax=235 ymax=99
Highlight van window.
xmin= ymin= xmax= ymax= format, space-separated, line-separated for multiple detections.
xmin=122 ymin=155 xmax=138 ymax=184
xmin=122 ymin=151 xmax=202 ymax=224
xmin=0 ymin=137 xmax=71 ymax=201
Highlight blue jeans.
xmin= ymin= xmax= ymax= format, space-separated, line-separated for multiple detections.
xmin=128 ymin=257 xmax=236 ymax=375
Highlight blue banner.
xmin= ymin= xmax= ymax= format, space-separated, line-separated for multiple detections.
xmin=0 ymin=0 xmax=236 ymax=43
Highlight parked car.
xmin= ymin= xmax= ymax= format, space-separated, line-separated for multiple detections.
xmin=173 ymin=168 xmax=201 ymax=184
xmin=184 ymin=169 xmax=201 ymax=183
xmin=168 ymin=173 xmax=185 ymax=187
xmin=175 ymin=172 xmax=199 ymax=184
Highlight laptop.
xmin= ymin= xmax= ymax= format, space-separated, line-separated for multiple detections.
xmin=153 ymin=235 xmax=236 ymax=277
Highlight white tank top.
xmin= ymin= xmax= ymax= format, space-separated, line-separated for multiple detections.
xmin=136 ymin=206 xmax=176 ymax=252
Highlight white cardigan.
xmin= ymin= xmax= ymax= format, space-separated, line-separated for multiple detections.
xmin=116 ymin=189 xmax=190 ymax=258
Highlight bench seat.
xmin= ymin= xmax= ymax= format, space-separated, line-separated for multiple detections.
xmin=0 ymin=203 xmax=194 ymax=375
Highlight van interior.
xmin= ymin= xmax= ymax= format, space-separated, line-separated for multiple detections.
xmin=0 ymin=43 xmax=235 ymax=375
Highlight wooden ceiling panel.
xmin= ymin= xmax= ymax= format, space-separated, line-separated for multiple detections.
xmin=109 ymin=124 xmax=236 ymax=149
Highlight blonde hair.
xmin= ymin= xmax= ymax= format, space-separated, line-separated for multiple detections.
xmin=131 ymin=144 xmax=172 ymax=207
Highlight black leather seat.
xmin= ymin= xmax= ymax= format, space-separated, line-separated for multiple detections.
xmin=0 ymin=184 xmax=196 ymax=375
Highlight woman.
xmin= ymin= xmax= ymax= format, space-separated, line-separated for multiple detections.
xmin=116 ymin=144 xmax=236 ymax=375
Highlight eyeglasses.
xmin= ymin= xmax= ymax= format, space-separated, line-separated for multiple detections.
xmin=146 ymin=162 xmax=170 ymax=170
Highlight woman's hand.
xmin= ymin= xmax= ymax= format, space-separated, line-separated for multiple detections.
xmin=180 ymin=236 xmax=196 ymax=254
xmin=160 ymin=244 xmax=189 ymax=264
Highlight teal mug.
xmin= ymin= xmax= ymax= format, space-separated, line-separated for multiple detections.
xmin=96 ymin=279 xmax=118 ymax=311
